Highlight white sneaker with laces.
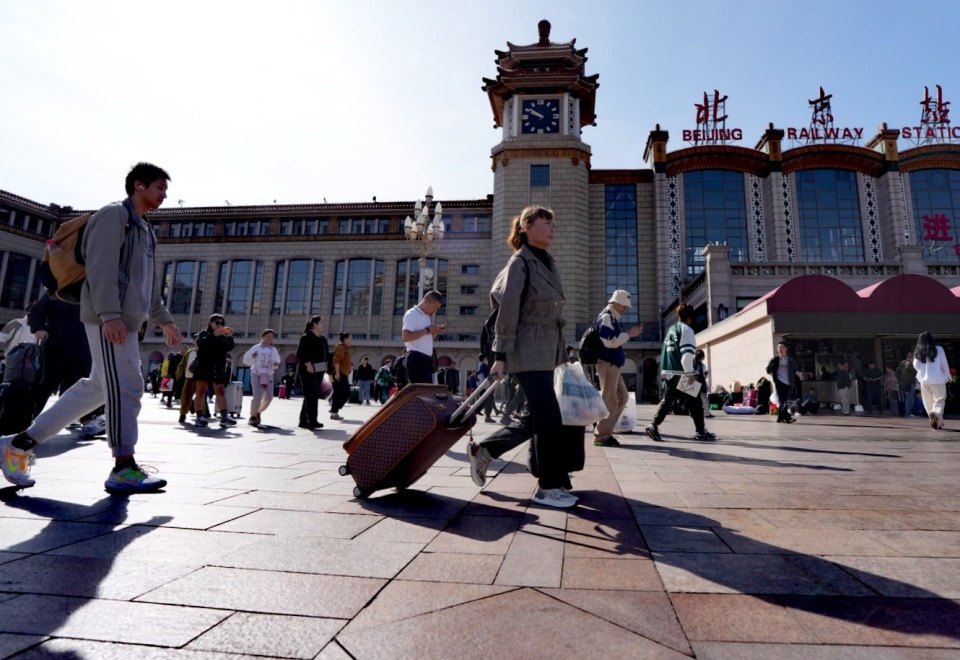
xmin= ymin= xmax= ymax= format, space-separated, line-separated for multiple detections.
xmin=219 ymin=415 xmax=237 ymax=427
xmin=532 ymin=487 xmax=578 ymax=509
xmin=467 ymin=440 xmax=492 ymax=487
xmin=104 ymin=463 xmax=167 ymax=493
xmin=1 ymin=434 xmax=35 ymax=487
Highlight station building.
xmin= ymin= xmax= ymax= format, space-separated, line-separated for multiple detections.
xmin=2 ymin=20 xmax=959 ymax=402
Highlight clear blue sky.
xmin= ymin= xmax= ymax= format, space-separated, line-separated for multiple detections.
xmin=1 ymin=0 xmax=956 ymax=210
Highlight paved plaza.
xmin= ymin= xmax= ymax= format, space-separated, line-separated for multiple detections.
xmin=1 ymin=395 xmax=959 ymax=658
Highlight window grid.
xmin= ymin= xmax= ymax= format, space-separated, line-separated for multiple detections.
xmin=909 ymin=169 xmax=960 ymax=262
xmin=604 ymin=185 xmax=639 ymax=326
xmin=682 ymin=170 xmax=749 ymax=276
xmin=794 ymin=169 xmax=864 ymax=262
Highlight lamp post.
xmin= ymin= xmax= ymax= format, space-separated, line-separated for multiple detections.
xmin=403 ymin=186 xmax=444 ymax=302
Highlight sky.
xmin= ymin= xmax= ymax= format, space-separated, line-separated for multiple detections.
xmin=2 ymin=0 xmax=958 ymax=211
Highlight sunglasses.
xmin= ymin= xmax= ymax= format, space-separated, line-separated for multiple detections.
xmin=212 ymin=320 xmax=225 ymax=326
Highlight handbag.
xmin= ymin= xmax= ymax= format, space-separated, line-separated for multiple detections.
xmin=312 ymin=361 xmax=327 ymax=373
xmin=258 ymin=373 xmax=271 ymax=387
xmin=160 ymin=376 xmax=174 ymax=392
xmin=553 ymin=363 xmax=609 ymax=426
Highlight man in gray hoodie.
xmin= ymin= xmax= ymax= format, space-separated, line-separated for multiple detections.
xmin=1 ymin=163 xmax=182 ymax=493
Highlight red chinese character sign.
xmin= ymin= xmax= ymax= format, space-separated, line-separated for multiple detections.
xmin=682 ymin=89 xmax=743 ymax=144
xmin=920 ymin=213 xmax=960 ymax=258
xmin=903 ymin=85 xmax=956 ymax=145
xmin=785 ymin=87 xmax=863 ymax=144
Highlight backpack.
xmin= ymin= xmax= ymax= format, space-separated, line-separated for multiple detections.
xmin=577 ymin=321 xmax=604 ymax=365
xmin=39 ymin=208 xmax=132 ymax=304
xmin=479 ymin=257 xmax=530 ymax=363
xmin=3 ymin=342 xmax=42 ymax=385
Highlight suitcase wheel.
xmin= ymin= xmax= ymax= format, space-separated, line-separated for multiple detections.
xmin=338 ymin=465 xmax=350 ymax=476
xmin=353 ymin=486 xmax=368 ymax=499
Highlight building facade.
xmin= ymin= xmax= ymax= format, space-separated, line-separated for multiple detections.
xmin=2 ymin=21 xmax=959 ymax=399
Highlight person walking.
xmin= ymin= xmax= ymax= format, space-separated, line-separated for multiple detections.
xmin=191 ymin=314 xmax=237 ymax=428
xmin=1 ymin=162 xmax=181 ymax=493
xmin=884 ymin=366 xmax=900 ymax=416
xmin=402 ymin=291 xmax=445 ymax=384
xmin=592 ymin=290 xmax=642 ymax=447
xmin=861 ymin=360 xmax=883 ymax=415
xmin=243 ymin=329 xmax=281 ymax=426
xmin=296 ymin=316 xmax=328 ymax=430
xmin=27 ymin=293 xmax=93 ymax=421
xmin=895 ymin=352 xmax=917 ymax=417
xmin=645 ymin=304 xmax=716 ymax=442
xmin=765 ymin=341 xmax=802 ymax=423
xmin=476 ymin=355 xmax=498 ymax=423
xmin=836 ymin=360 xmax=856 ymax=416
xmin=913 ymin=331 xmax=952 ymax=430
xmin=695 ymin=350 xmax=713 ymax=418
xmin=467 ymin=206 xmax=583 ymax=508
xmin=329 ymin=332 xmax=352 ymax=420
xmin=355 ymin=356 xmax=375 ymax=405
xmin=177 ymin=338 xmax=202 ymax=424
xmin=375 ymin=359 xmax=394 ymax=403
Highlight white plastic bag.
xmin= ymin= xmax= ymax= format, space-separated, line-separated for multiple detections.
xmin=616 ymin=392 xmax=637 ymax=433
xmin=554 ymin=363 xmax=609 ymax=426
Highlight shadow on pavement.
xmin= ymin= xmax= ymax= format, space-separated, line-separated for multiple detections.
xmin=620 ymin=442 xmax=855 ymax=471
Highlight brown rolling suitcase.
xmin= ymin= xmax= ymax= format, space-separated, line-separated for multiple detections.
xmin=340 ymin=379 xmax=496 ymax=498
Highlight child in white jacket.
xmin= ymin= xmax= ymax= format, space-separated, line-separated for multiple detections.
xmin=243 ymin=329 xmax=281 ymax=426
xmin=912 ymin=331 xmax=952 ymax=430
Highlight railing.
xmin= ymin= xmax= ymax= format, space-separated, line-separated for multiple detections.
xmin=730 ymin=262 xmax=903 ymax=278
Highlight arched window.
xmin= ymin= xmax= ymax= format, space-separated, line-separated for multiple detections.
xmin=682 ymin=170 xmax=748 ymax=276
xmin=215 ymin=260 xmax=264 ymax=315
xmin=332 ymin=258 xmax=385 ymax=316
xmin=0 ymin=252 xmax=37 ymax=310
xmin=161 ymin=260 xmax=207 ymax=314
xmin=393 ymin=258 xmax=448 ymax=316
xmin=273 ymin=259 xmax=324 ymax=315
xmin=909 ymin=169 xmax=960 ymax=262
xmin=605 ymin=185 xmax=640 ymax=326
xmin=794 ymin=169 xmax=863 ymax=262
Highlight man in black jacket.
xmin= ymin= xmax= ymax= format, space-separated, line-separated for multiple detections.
xmin=766 ymin=341 xmax=803 ymax=423
xmin=28 ymin=293 xmax=92 ymax=419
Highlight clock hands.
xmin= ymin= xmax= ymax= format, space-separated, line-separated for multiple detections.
xmin=528 ymin=108 xmax=545 ymax=119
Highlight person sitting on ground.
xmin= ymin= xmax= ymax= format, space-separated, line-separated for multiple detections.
xmin=799 ymin=387 xmax=820 ymax=415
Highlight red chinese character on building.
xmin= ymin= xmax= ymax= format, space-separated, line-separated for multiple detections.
xmin=922 ymin=213 xmax=953 ymax=242
xmin=921 ymin=85 xmax=951 ymax=125
xmin=808 ymin=86 xmax=834 ymax=126
xmin=953 ymin=243 xmax=960 ymax=257
xmin=695 ymin=90 xmax=728 ymax=125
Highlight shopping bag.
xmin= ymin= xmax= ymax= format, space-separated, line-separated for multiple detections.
xmin=554 ymin=363 xmax=609 ymax=426
xmin=616 ymin=392 xmax=637 ymax=433
xmin=319 ymin=374 xmax=333 ymax=400
xmin=160 ymin=376 xmax=174 ymax=392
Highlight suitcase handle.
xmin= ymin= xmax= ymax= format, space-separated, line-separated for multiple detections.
xmin=449 ymin=377 xmax=498 ymax=427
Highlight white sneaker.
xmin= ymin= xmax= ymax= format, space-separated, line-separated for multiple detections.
xmin=104 ymin=463 xmax=167 ymax=493
xmin=195 ymin=416 xmax=210 ymax=427
xmin=1 ymin=434 xmax=35 ymax=487
xmin=532 ymin=487 xmax=578 ymax=509
xmin=467 ymin=440 xmax=492 ymax=487
xmin=80 ymin=415 xmax=107 ymax=439
xmin=219 ymin=415 xmax=237 ymax=427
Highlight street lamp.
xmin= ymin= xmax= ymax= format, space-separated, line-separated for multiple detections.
xmin=404 ymin=186 xmax=444 ymax=301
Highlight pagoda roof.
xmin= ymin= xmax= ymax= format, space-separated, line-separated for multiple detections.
xmin=482 ymin=20 xmax=599 ymax=128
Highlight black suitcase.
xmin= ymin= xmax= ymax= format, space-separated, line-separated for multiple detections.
xmin=340 ymin=379 xmax=496 ymax=498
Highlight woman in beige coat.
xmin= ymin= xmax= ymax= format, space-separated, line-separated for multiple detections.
xmin=469 ymin=206 xmax=581 ymax=508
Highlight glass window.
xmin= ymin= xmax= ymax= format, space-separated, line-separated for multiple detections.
xmin=170 ymin=261 xmax=197 ymax=314
xmin=682 ymin=170 xmax=748 ymax=276
xmin=0 ymin=253 xmax=32 ymax=309
xmin=460 ymin=306 xmax=479 ymax=315
xmin=317 ymin=220 xmax=329 ymax=235
xmin=530 ymin=165 xmax=551 ymax=187
xmin=285 ymin=259 xmax=312 ymax=315
xmin=794 ymin=169 xmax=864 ymax=262
xmin=160 ymin=262 xmax=173 ymax=306
xmin=251 ymin=261 xmax=264 ymax=315
xmin=272 ymin=262 xmax=286 ymax=315
xmin=604 ymin=185 xmax=640 ymax=326
xmin=280 ymin=221 xmax=292 ymax=235
xmin=394 ymin=258 xmax=448 ymax=315
xmin=215 ymin=262 xmax=227 ymax=311
xmin=909 ymin=169 xmax=960 ymax=261
xmin=461 ymin=264 xmax=480 ymax=274
xmin=461 ymin=285 xmax=479 ymax=295
xmin=194 ymin=263 xmax=206 ymax=313
xmin=227 ymin=261 xmax=254 ymax=315
xmin=312 ymin=261 xmax=324 ymax=313
xmin=333 ymin=259 xmax=384 ymax=316
xmin=169 ymin=223 xmax=181 ymax=238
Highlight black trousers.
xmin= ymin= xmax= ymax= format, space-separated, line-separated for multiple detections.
xmin=653 ymin=375 xmax=706 ymax=434
xmin=299 ymin=371 xmax=322 ymax=426
xmin=330 ymin=377 xmax=351 ymax=414
xmin=774 ymin=379 xmax=793 ymax=422
xmin=406 ymin=351 xmax=433 ymax=385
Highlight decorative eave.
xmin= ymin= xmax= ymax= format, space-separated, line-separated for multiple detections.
xmin=899 ymin=143 xmax=960 ymax=172
xmin=0 ymin=189 xmax=63 ymax=218
xmin=665 ymin=145 xmax=770 ymax=177
xmin=781 ymin=144 xmax=885 ymax=176
xmin=589 ymin=169 xmax=654 ymax=185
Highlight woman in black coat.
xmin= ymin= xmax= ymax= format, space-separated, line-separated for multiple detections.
xmin=192 ymin=313 xmax=236 ymax=427
xmin=297 ymin=315 xmax=329 ymax=430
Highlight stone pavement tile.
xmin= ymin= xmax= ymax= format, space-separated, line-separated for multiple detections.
xmin=212 ymin=490 xmax=353 ymax=512
xmin=460 ymin=493 xmax=529 ymax=517
xmin=425 ymin=515 xmax=522 ymax=555
xmin=714 ymin=526 xmax=898 ymax=556
xmin=655 ymin=471 xmax=756 ymax=483
xmin=886 ymin=511 xmax=960 ymax=531
xmin=140 ymin=566 xmax=386 ymax=618
xmin=0 ymin=592 xmax=18 ymax=603
xmin=0 ymin=552 xmax=29 ymax=565
xmin=396 ymin=552 xmax=504 ymax=584
xmin=0 ymin=633 xmax=46 ymax=658
xmin=632 ymin=506 xmax=776 ymax=530
xmin=341 ymin=579 xmax=516 ymax=635
xmin=22 ymin=638 xmax=256 ymax=658
xmin=353 ymin=516 xmax=447 ymax=544
xmin=186 ymin=612 xmax=345 ymax=658
xmin=778 ymin=596 xmax=960 ymax=648
xmin=570 ymin=489 xmax=635 ymax=520
xmin=0 ymin=593 xmax=228 ymax=646
xmin=689 ymin=641 xmax=959 ymax=659
xmin=205 ymin=472 xmax=338 ymax=493
xmin=329 ymin=489 xmax=468 ymax=519
xmin=653 ymin=553 xmax=877 ymax=595
xmin=218 ymin=535 xmax=424 ymax=578
xmin=76 ymin=501 xmax=256 ymax=530
xmin=620 ymin=480 xmax=728 ymax=495
xmin=830 ymin=557 xmax=960 ymax=598
xmin=860 ymin=530 xmax=960 ymax=557
xmin=495 ymin=530 xmax=565 ymax=587
xmin=624 ymin=493 xmax=690 ymax=508
xmin=641 ymin=525 xmax=731 ymax=553
xmin=670 ymin=593 xmax=816 ymax=643
xmin=675 ymin=492 xmax=816 ymax=509
xmin=1 ymin=518 xmax=117 ymax=553
xmin=0 ymin=554 xmax=198 ymax=600
xmin=47 ymin=526 xmax=264 ymax=565
xmin=337 ymin=587 xmax=688 ymax=659
xmin=755 ymin=509 xmax=918 ymax=531
xmin=317 ymin=640 xmax=353 ymax=659
xmin=542 ymin=589 xmax=690 ymax=654
xmin=210 ymin=509 xmax=381 ymax=538
xmin=563 ymin=516 xmax=648 ymax=558
xmin=562 ymin=556 xmax=664 ymax=591
xmin=0 ymin=494 xmax=127 ymax=521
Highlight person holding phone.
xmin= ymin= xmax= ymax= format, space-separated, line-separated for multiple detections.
xmin=401 ymin=290 xmax=445 ymax=384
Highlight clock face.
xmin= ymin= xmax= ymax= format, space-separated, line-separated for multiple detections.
xmin=521 ymin=98 xmax=560 ymax=134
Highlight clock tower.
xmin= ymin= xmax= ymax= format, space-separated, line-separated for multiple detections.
xmin=482 ymin=20 xmax=599 ymax=326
